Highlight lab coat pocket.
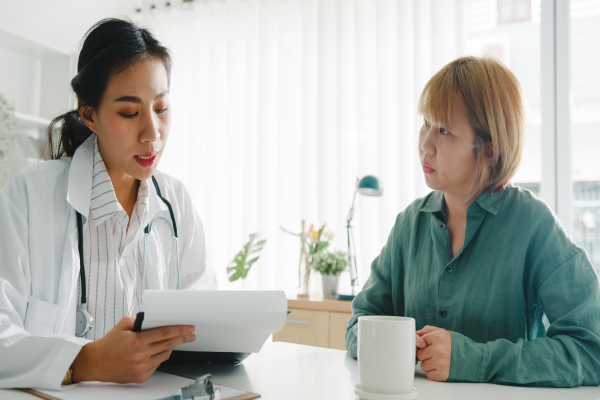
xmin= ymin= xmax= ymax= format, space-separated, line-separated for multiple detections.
xmin=24 ymin=296 xmax=58 ymax=335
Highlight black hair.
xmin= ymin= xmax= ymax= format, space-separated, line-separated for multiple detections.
xmin=43 ymin=18 xmax=172 ymax=160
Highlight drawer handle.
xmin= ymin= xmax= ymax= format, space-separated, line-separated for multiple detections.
xmin=287 ymin=319 xmax=310 ymax=325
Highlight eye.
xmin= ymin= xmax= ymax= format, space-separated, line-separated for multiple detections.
xmin=440 ymin=127 xmax=450 ymax=135
xmin=155 ymin=107 xmax=169 ymax=114
xmin=423 ymin=119 xmax=430 ymax=127
xmin=121 ymin=112 xmax=138 ymax=119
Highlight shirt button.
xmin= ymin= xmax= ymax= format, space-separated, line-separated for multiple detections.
xmin=120 ymin=258 xmax=126 ymax=267
xmin=439 ymin=310 xmax=448 ymax=318
xmin=446 ymin=265 xmax=453 ymax=273
xmin=440 ymin=223 xmax=446 ymax=229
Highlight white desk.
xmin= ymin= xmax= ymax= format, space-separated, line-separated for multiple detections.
xmin=2 ymin=342 xmax=599 ymax=399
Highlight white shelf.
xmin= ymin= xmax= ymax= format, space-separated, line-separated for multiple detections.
xmin=14 ymin=112 xmax=50 ymax=126
xmin=0 ymin=25 xmax=70 ymax=58
xmin=14 ymin=112 xmax=50 ymax=140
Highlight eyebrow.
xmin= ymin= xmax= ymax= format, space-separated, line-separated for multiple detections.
xmin=114 ymin=91 xmax=169 ymax=103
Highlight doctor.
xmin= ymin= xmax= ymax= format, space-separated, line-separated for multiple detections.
xmin=0 ymin=18 xmax=217 ymax=389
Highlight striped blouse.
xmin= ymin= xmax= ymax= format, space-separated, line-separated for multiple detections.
xmin=76 ymin=135 xmax=150 ymax=340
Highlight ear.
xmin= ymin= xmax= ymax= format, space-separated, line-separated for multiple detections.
xmin=78 ymin=99 xmax=96 ymax=133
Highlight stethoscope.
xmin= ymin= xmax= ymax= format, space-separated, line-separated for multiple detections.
xmin=75 ymin=176 xmax=180 ymax=337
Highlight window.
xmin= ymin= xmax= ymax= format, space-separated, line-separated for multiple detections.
xmin=570 ymin=0 xmax=600 ymax=272
xmin=463 ymin=0 xmax=542 ymax=191
xmin=497 ymin=0 xmax=532 ymax=24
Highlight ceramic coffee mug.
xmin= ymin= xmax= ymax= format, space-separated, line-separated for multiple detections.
xmin=358 ymin=316 xmax=415 ymax=395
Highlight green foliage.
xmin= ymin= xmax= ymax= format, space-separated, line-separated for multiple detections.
xmin=311 ymin=250 xmax=348 ymax=277
xmin=227 ymin=233 xmax=266 ymax=282
xmin=308 ymin=240 xmax=330 ymax=256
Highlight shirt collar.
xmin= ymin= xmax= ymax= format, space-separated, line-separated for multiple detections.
xmin=420 ymin=191 xmax=445 ymax=213
xmin=67 ymin=134 xmax=162 ymax=225
xmin=472 ymin=186 xmax=510 ymax=215
xmin=90 ymin=136 xmax=122 ymax=226
xmin=419 ymin=188 xmax=509 ymax=216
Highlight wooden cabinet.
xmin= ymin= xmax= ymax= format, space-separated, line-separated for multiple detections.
xmin=273 ymin=298 xmax=352 ymax=351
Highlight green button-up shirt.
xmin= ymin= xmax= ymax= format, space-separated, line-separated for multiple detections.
xmin=345 ymin=186 xmax=600 ymax=387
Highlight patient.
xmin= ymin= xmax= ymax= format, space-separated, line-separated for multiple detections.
xmin=345 ymin=56 xmax=600 ymax=387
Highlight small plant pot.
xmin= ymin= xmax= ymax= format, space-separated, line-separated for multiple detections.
xmin=321 ymin=274 xmax=339 ymax=299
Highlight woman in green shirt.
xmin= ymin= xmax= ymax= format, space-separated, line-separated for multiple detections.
xmin=345 ymin=56 xmax=600 ymax=387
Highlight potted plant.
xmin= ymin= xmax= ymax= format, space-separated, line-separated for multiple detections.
xmin=311 ymin=250 xmax=347 ymax=299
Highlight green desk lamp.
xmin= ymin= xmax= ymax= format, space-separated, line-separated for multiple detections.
xmin=338 ymin=175 xmax=383 ymax=301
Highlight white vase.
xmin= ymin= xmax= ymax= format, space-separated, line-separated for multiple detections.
xmin=321 ymin=274 xmax=339 ymax=299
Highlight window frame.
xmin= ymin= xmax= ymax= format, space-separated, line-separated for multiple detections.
xmin=540 ymin=0 xmax=572 ymax=233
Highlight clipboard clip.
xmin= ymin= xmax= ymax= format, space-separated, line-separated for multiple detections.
xmin=158 ymin=373 xmax=218 ymax=400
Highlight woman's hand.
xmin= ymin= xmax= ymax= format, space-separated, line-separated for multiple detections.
xmin=415 ymin=333 xmax=427 ymax=365
xmin=416 ymin=325 xmax=452 ymax=381
xmin=71 ymin=316 xmax=196 ymax=383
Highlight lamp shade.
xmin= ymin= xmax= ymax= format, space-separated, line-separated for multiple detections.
xmin=357 ymin=175 xmax=383 ymax=196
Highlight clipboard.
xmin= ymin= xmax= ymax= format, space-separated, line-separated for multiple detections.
xmin=131 ymin=309 xmax=292 ymax=365
xmin=20 ymin=385 xmax=260 ymax=400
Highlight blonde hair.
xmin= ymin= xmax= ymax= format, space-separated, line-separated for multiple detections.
xmin=418 ymin=56 xmax=526 ymax=203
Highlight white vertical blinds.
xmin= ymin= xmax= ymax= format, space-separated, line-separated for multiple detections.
xmin=138 ymin=0 xmax=453 ymax=294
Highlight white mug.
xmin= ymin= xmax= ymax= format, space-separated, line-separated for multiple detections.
xmin=358 ymin=315 xmax=415 ymax=395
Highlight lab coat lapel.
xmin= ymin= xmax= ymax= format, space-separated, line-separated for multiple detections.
xmin=55 ymin=135 xmax=95 ymax=334
xmin=54 ymin=212 xmax=81 ymax=334
xmin=66 ymin=135 xmax=95 ymax=217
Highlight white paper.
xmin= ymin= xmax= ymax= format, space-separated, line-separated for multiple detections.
xmin=39 ymin=371 xmax=246 ymax=400
xmin=141 ymin=290 xmax=287 ymax=353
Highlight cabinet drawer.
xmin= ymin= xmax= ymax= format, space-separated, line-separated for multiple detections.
xmin=273 ymin=309 xmax=330 ymax=348
xmin=329 ymin=312 xmax=351 ymax=350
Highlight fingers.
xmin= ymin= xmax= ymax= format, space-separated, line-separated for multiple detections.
xmin=118 ymin=316 xmax=136 ymax=330
xmin=151 ymin=348 xmax=174 ymax=365
xmin=149 ymin=334 xmax=195 ymax=356
xmin=415 ymin=332 xmax=426 ymax=366
xmin=421 ymin=359 xmax=434 ymax=373
xmin=141 ymin=325 xmax=195 ymax=345
xmin=416 ymin=325 xmax=438 ymax=337
xmin=420 ymin=330 xmax=440 ymax=346
xmin=417 ymin=346 xmax=433 ymax=362
xmin=415 ymin=333 xmax=427 ymax=349
xmin=426 ymin=369 xmax=446 ymax=382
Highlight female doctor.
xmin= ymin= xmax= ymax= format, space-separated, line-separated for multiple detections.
xmin=0 ymin=18 xmax=217 ymax=389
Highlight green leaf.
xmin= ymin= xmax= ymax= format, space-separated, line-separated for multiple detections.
xmin=253 ymin=239 xmax=267 ymax=248
xmin=318 ymin=242 xmax=330 ymax=252
xmin=226 ymin=232 xmax=267 ymax=282
xmin=247 ymin=256 xmax=260 ymax=265
xmin=228 ymin=269 xmax=243 ymax=282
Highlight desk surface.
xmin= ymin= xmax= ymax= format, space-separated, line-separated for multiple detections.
xmin=2 ymin=342 xmax=599 ymax=400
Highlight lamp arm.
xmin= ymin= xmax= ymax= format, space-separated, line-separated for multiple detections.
xmin=347 ymin=223 xmax=355 ymax=291
xmin=346 ymin=184 xmax=358 ymax=285
xmin=347 ymin=184 xmax=358 ymax=224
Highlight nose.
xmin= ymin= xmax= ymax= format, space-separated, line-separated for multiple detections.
xmin=420 ymin=125 xmax=435 ymax=157
xmin=140 ymin=109 xmax=161 ymax=143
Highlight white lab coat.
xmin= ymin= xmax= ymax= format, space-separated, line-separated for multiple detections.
xmin=0 ymin=137 xmax=218 ymax=389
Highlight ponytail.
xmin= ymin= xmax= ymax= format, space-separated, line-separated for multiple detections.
xmin=43 ymin=110 xmax=94 ymax=160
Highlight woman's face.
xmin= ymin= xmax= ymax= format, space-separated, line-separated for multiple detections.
xmin=418 ymin=101 xmax=479 ymax=199
xmin=82 ymin=57 xmax=171 ymax=181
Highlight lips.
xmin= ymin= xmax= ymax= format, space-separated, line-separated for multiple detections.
xmin=422 ymin=162 xmax=435 ymax=174
xmin=134 ymin=151 xmax=158 ymax=168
